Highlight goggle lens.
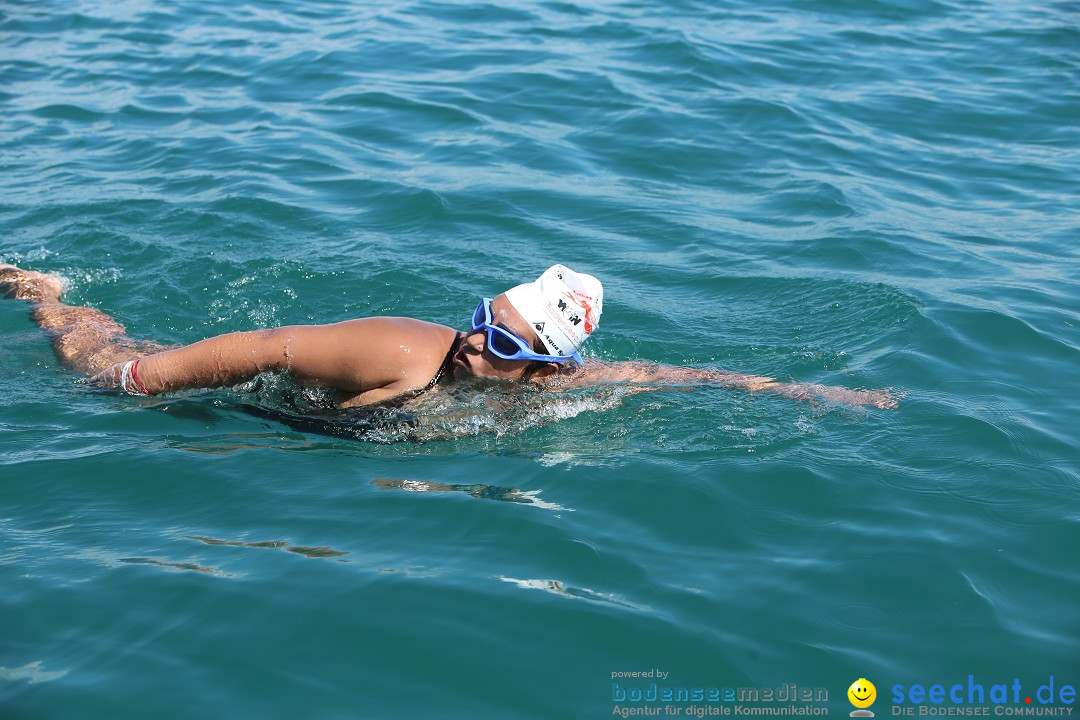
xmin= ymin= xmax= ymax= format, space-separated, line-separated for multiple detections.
xmin=490 ymin=329 xmax=525 ymax=357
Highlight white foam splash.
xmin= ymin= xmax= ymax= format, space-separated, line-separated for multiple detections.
xmin=0 ymin=660 xmax=69 ymax=684
xmin=497 ymin=576 xmax=646 ymax=610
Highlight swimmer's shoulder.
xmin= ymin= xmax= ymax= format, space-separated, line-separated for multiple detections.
xmin=328 ymin=317 xmax=458 ymax=361
xmin=332 ymin=315 xmax=456 ymax=337
xmin=330 ymin=317 xmax=458 ymax=407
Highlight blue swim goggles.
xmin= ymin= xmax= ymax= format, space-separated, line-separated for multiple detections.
xmin=472 ymin=298 xmax=582 ymax=365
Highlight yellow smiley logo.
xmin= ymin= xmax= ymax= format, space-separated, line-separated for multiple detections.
xmin=848 ymin=678 xmax=877 ymax=712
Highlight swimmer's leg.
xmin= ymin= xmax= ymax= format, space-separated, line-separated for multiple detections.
xmin=0 ymin=263 xmax=167 ymax=376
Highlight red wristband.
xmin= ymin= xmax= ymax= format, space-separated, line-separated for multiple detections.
xmin=130 ymin=359 xmax=152 ymax=396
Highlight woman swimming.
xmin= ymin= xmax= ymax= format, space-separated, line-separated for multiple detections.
xmin=0 ymin=262 xmax=896 ymax=409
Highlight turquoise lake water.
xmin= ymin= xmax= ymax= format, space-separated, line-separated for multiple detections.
xmin=2 ymin=0 xmax=1078 ymax=718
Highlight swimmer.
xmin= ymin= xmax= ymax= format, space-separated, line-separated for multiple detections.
xmin=0 ymin=262 xmax=897 ymax=409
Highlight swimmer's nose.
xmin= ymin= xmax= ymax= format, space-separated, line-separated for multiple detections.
xmin=463 ymin=328 xmax=486 ymax=353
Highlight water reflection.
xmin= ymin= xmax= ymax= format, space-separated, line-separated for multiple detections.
xmin=373 ymin=476 xmax=571 ymax=510
xmin=184 ymin=535 xmax=350 ymax=560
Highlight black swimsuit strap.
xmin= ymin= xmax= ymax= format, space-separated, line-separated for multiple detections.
xmin=425 ymin=331 xmax=463 ymax=391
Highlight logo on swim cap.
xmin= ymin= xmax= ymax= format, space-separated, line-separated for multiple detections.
xmin=504 ymin=264 xmax=603 ymax=357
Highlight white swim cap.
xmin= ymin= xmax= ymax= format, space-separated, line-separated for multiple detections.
xmin=503 ymin=264 xmax=603 ymax=357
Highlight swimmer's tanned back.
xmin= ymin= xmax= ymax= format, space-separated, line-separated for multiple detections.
xmin=0 ymin=263 xmax=896 ymax=409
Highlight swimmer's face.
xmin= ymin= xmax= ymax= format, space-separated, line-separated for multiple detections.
xmin=848 ymin=679 xmax=876 ymax=709
xmin=453 ymin=293 xmax=556 ymax=382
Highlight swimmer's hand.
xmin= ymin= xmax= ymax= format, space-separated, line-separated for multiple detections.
xmin=88 ymin=362 xmax=125 ymax=390
xmin=842 ymin=387 xmax=899 ymax=410
xmin=89 ymin=359 xmax=156 ymax=395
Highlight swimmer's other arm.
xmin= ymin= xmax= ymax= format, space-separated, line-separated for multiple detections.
xmin=89 ymin=318 xmax=428 ymax=395
xmin=580 ymin=360 xmax=898 ymax=409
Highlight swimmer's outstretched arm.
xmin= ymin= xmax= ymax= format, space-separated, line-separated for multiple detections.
xmin=576 ymin=360 xmax=897 ymax=409
xmin=89 ymin=318 xmax=444 ymax=396
xmin=92 ymin=325 xmax=354 ymax=394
